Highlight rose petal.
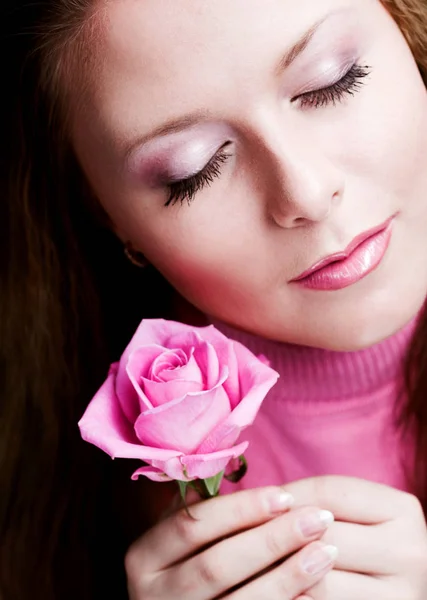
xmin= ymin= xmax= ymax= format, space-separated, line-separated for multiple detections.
xmin=213 ymin=374 xmax=277 ymax=438
xmin=148 ymin=456 xmax=190 ymax=481
xmin=78 ymin=370 xmax=182 ymax=462
xmin=119 ymin=346 xmax=165 ymax=419
xmin=231 ymin=340 xmax=280 ymax=419
xmin=131 ymin=441 xmax=249 ymax=482
xmin=196 ymin=350 xmax=279 ymax=453
xmin=257 ymin=354 xmax=271 ymax=367
xmin=128 ymin=348 xmax=205 ymax=408
xmin=180 ymin=441 xmax=249 ymax=479
xmin=195 ymin=422 xmax=241 ymax=454
xmin=165 ymin=328 xmax=201 ymax=354
xmin=165 ymin=327 xmax=237 ymax=389
xmin=150 ymin=348 xmax=187 ymax=381
xmin=131 ymin=466 xmax=172 ymax=482
xmin=123 ymin=319 xmax=201 ymax=351
xmin=119 ymin=320 xmax=242 ymax=400
xmin=218 ymin=341 xmax=240 ymax=409
xmin=192 ymin=340 xmax=220 ymax=388
xmin=192 ymin=327 xmax=241 ymax=407
xmin=142 ymin=377 xmax=204 ymax=407
xmin=123 ymin=321 xmax=209 ymax=371
xmin=134 ymin=380 xmax=231 ymax=453
xmin=117 ymin=320 xmax=199 ymax=420
xmin=154 ymin=351 xmax=204 ymax=386
xmin=132 ymin=458 xmax=195 ymax=483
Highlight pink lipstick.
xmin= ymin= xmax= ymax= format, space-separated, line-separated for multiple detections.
xmin=292 ymin=217 xmax=394 ymax=291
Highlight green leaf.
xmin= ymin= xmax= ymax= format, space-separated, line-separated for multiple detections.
xmin=203 ymin=470 xmax=225 ymax=497
xmin=177 ymin=481 xmax=195 ymax=519
xmin=224 ymin=455 xmax=248 ymax=484
xmin=178 ymin=480 xmax=189 ymax=503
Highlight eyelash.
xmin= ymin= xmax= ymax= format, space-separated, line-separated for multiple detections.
xmin=165 ymin=147 xmax=231 ymax=207
xmin=296 ymin=63 xmax=371 ymax=109
xmin=165 ymin=63 xmax=371 ymax=207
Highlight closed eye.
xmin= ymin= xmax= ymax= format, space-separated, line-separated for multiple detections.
xmin=164 ymin=144 xmax=232 ymax=207
xmin=293 ymin=63 xmax=371 ymax=109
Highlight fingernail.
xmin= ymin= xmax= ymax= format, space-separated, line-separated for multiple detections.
xmin=267 ymin=490 xmax=295 ymax=514
xmin=302 ymin=544 xmax=338 ymax=575
xmin=297 ymin=510 xmax=334 ymax=537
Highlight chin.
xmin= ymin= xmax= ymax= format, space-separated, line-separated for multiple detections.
xmin=301 ymin=299 xmax=425 ymax=353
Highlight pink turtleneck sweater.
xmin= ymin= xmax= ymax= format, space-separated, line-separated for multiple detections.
xmin=214 ymin=319 xmax=417 ymax=495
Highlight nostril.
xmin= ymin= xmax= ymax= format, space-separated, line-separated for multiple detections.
xmin=269 ymin=211 xmax=310 ymax=229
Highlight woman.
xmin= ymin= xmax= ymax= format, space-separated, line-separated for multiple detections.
xmin=2 ymin=0 xmax=427 ymax=598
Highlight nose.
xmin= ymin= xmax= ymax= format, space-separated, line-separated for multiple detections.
xmin=260 ymin=126 xmax=344 ymax=229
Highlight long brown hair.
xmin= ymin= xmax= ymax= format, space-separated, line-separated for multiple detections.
xmin=1 ymin=1 xmax=427 ymax=598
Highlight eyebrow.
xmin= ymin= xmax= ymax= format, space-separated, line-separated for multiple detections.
xmin=125 ymin=11 xmax=338 ymax=156
xmin=275 ymin=14 xmax=330 ymax=74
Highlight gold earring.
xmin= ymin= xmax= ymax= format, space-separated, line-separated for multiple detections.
xmin=124 ymin=242 xmax=148 ymax=268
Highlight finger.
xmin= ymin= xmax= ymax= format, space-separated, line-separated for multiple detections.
xmin=170 ymin=506 xmax=334 ymax=599
xmin=283 ymin=476 xmax=412 ymax=524
xmin=131 ymin=486 xmax=294 ymax=571
xmin=308 ymin=569 xmax=388 ymax=599
xmin=322 ymin=521 xmax=397 ymax=575
xmin=228 ymin=542 xmax=337 ymax=599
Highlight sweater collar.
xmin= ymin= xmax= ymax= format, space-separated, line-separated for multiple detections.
xmin=210 ymin=316 xmax=418 ymax=402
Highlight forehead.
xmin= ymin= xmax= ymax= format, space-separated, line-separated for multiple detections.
xmin=77 ymin=0 xmax=370 ymax=151
xmin=101 ymin=0 xmax=356 ymax=75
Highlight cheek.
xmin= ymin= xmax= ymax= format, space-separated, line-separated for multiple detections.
xmin=368 ymin=87 xmax=427 ymax=194
xmin=140 ymin=222 xmax=253 ymax=304
xmin=111 ymin=173 xmax=268 ymax=297
xmin=81 ymin=144 xmax=268 ymax=308
xmin=126 ymin=198 xmax=273 ymax=313
xmin=163 ymin=255 xmax=269 ymax=319
xmin=342 ymin=39 xmax=427 ymax=196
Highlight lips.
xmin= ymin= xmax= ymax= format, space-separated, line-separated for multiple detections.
xmin=292 ymin=216 xmax=395 ymax=291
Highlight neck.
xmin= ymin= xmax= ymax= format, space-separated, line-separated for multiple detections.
xmin=211 ymin=317 xmax=418 ymax=402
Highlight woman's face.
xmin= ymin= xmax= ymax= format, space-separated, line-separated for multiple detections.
xmin=72 ymin=0 xmax=427 ymax=350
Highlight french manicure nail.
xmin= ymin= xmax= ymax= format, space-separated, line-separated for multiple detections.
xmin=298 ymin=510 xmax=334 ymax=537
xmin=302 ymin=544 xmax=338 ymax=575
xmin=267 ymin=490 xmax=294 ymax=514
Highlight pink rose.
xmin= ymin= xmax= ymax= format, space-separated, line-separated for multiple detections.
xmin=78 ymin=319 xmax=279 ymax=482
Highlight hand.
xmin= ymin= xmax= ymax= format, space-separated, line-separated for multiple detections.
xmin=125 ymin=486 xmax=337 ymax=599
xmin=284 ymin=476 xmax=427 ymax=600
